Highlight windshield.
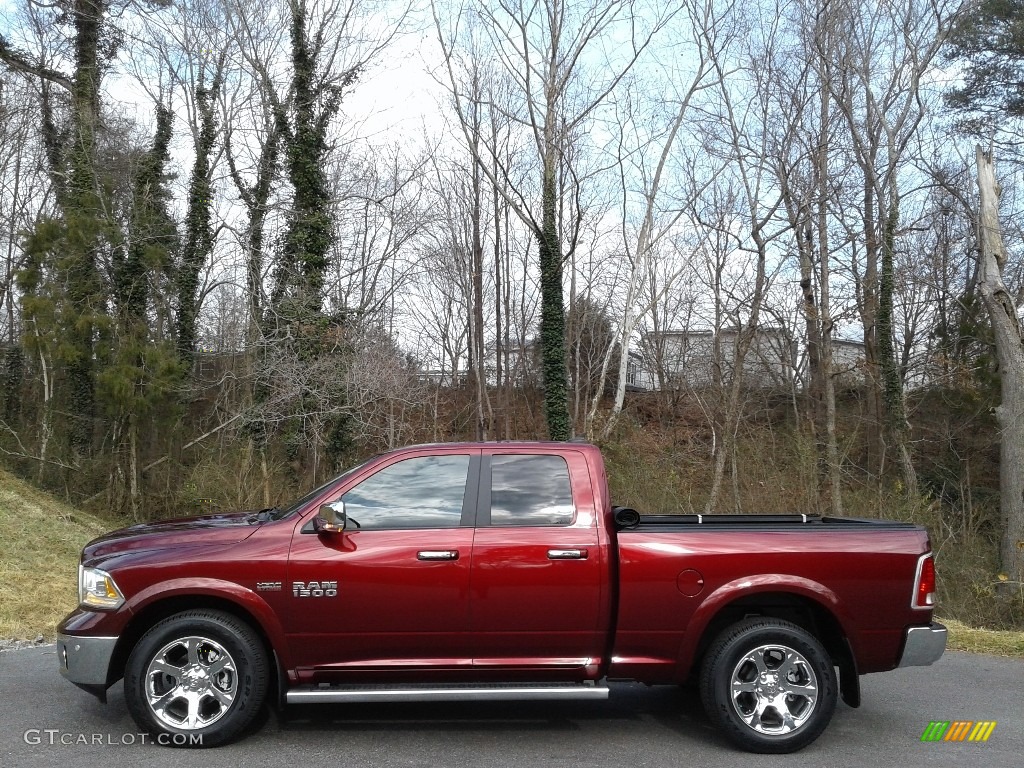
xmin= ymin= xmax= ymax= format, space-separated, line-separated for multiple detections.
xmin=275 ymin=458 xmax=375 ymax=519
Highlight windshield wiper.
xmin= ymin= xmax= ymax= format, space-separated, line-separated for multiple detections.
xmin=246 ymin=507 xmax=280 ymax=524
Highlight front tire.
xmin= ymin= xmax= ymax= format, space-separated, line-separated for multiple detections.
xmin=124 ymin=610 xmax=268 ymax=747
xmin=699 ymin=618 xmax=837 ymax=753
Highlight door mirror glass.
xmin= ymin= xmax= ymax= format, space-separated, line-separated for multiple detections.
xmin=314 ymin=501 xmax=347 ymax=534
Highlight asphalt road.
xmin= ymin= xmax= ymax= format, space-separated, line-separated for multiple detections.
xmin=1 ymin=646 xmax=1021 ymax=768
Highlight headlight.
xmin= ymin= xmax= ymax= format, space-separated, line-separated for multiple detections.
xmin=78 ymin=565 xmax=125 ymax=610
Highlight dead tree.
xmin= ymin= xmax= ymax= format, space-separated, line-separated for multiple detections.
xmin=975 ymin=147 xmax=1024 ymax=588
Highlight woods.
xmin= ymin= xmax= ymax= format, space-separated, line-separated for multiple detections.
xmin=1 ymin=0 xmax=1023 ymax=624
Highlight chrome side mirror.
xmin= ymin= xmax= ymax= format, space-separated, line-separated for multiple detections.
xmin=314 ymin=501 xmax=347 ymax=534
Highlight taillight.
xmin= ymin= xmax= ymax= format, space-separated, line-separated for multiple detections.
xmin=913 ymin=554 xmax=936 ymax=609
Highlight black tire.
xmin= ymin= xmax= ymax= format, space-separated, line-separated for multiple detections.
xmin=124 ymin=610 xmax=269 ymax=748
xmin=699 ymin=617 xmax=838 ymax=754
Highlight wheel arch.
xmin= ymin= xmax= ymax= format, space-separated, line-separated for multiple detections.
xmin=110 ymin=591 xmax=285 ymax=706
xmin=685 ymin=587 xmax=860 ymax=708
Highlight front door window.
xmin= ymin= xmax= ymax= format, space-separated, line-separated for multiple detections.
xmin=340 ymin=454 xmax=471 ymax=529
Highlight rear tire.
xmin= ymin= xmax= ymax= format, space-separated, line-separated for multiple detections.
xmin=124 ymin=610 xmax=268 ymax=747
xmin=699 ymin=618 xmax=837 ymax=753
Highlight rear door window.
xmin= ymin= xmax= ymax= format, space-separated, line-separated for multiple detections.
xmin=488 ymin=454 xmax=575 ymax=526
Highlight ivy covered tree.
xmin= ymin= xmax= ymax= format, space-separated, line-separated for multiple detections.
xmin=177 ymin=72 xmax=224 ymax=364
xmin=15 ymin=0 xmax=116 ymax=458
xmin=2 ymin=1 xmax=187 ymax=494
xmin=270 ymin=0 xmax=355 ymax=322
xmin=435 ymin=0 xmax=670 ymax=441
xmin=101 ymin=103 xmax=183 ymax=517
xmin=255 ymin=0 xmax=360 ymax=482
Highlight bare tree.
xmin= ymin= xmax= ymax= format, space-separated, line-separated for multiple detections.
xmin=771 ymin=0 xmax=850 ymax=515
xmin=434 ymin=0 xmax=673 ymax=439
xmin=217 ymin=0 xmax=289 ymax=339
xmin=582 ymin=0 xmax=729 ymax=440
xmin=329 ymin=145 xmax=427 ymax=323
xmin=824 ymin=0 xmax=961 ymax=494
xmin=691 ymin=3 xmax=791 ymax=514
xmin=0 ymin=78 xmax=52 ymax=345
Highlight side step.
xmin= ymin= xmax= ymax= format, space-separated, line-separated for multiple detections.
xmin=286 ymin=681 xmax=610 ymax=705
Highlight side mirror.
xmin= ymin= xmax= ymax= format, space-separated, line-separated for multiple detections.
xmin=314 ymin=501 xmax=347 ymax=534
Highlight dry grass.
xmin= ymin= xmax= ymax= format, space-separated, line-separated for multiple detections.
xmin=0 ymin=467 xmax=119 ymax=640
xmin=942 ymin=617 xmax=1024 ymax=659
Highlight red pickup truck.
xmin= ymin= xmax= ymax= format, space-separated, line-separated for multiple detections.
xmin=57 ymin=441 xmax=945 ymax=753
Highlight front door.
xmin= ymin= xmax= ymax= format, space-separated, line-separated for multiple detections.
xmin=285 ymin=450 xmax=480 ymax=681
xmin=469 ymin=450 xmax=605 ymax=677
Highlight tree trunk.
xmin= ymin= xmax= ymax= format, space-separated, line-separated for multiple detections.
xmin=975 ymin=147 xmax=1024 ymax=586
xmin=492 ymin=139 xmax=504 ymax=439
xmin=128 ymin=414 xmax=141 ymax=521
xmin=877 ymin=191 xmax=918 ymax=497
xmin=860 ymin=178 xmax=884 ymax=480
xmin=469 ymin=108 xmax=491 ymax=441
xmin=537 ymin=158 xmax=570 ymax=441
xmin=813 ymin=76 xmax=843 ymax=518
xmin=178 ymin=79 xmax=220 ymax=362
xmin=65 ymin=0 xmax=107 ymax=457
xmin=34 ymin=327 xmax=53 ymax=484
xmin=704 ymin=235 xmax=769 ymax=515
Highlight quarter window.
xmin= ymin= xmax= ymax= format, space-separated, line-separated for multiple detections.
xmin=489 ymin=454 xmax=575 ymax=526
xmin=340 ymin=454 xmax=470 ymax=530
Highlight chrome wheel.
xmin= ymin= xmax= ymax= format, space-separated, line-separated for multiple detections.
xmin=729 ymin=643 xmax=818 ymax=735
xmin=701 ymin=618 xmax=836 ymax=753
xmin=144 ymin=635 xmax=238 ymax=730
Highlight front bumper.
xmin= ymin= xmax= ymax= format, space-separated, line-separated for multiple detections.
xmin=57 ymin=633 xmax=118 ymax=698
xmin=897 ymin=622 xmax=947 ymax=667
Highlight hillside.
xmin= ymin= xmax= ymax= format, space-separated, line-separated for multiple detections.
xmin=0 ymin=467 xmax=120 ymax=640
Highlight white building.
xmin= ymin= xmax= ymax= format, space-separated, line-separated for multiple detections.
xmin=636 ymin=327 xmax=797 ymax=391
xmin=830 ymin=339 xmax=867 ymax=387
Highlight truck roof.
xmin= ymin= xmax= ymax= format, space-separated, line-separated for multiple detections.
xmin=379 ymin=440 xmax=599 ymax=453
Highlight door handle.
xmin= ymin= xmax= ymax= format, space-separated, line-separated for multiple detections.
xmin=547 ymin=548 xmax=588 ymax=560
xmin=417 ymin=550 xmax=460 ymax=561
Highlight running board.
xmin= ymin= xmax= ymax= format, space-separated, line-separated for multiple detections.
xmin=286 ymin=681 xmax=609 ymax=704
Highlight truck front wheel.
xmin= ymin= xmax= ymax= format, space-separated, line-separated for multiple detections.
xmin=699 ymin=618 xmax=837 ymax=753
xmin=124 ymin=610 xmax=269 ymax=747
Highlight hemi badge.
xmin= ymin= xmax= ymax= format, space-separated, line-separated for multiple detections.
xmin=256 ymin=581 xmax=282 ymax=591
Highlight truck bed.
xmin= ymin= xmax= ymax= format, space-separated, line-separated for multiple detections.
xmin=627 ymin=513 xmax=920 ymax=529
xmin=610 ymin=513 xmax=932 ymax=682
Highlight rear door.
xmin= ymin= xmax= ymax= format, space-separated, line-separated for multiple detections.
xmin=285 ymin=449 xmax=480 ymax=680
xmin=469 ymin=449 xmax=606 ymax=677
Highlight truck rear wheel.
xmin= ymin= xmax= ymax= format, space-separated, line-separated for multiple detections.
xmin=699 ymin=618 xmax=837 ymax=753
xmin=124 ymin=610 xmax=268 ymax=747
